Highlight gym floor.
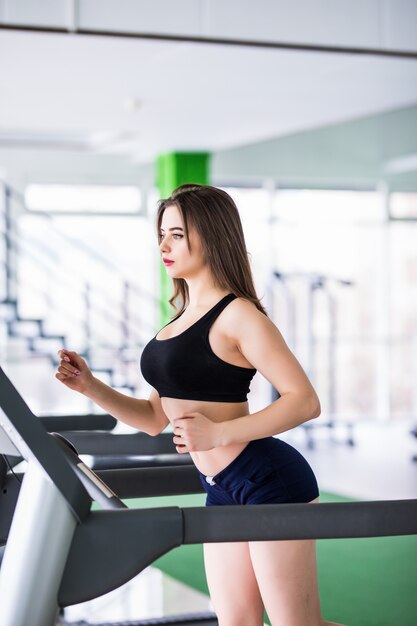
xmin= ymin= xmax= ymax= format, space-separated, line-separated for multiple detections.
xmin=62 ymin=417 xmax=417 ymax=624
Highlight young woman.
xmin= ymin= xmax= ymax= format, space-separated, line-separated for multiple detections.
xmin=56 ymin=184 xmax=344 ymax=626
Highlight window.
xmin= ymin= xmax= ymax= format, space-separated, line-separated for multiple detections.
xmin=25 ymin=184 xmax=142 ymax=214
xmin=390 ymin=192 xmax=417 ymax=219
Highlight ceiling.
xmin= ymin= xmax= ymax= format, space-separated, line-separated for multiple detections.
xmin=1 ymin=28 xmax=417 ymax=166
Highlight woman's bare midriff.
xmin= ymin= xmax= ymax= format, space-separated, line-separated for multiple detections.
xmin=161 ymin=396 xmax=250 ymax=476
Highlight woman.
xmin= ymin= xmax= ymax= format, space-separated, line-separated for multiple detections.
xmin=56 ymin=184 xmax=343 ymax=626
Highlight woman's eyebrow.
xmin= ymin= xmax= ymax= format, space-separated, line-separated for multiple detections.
xmin=159 ymin=227 xmax=184 ymax=232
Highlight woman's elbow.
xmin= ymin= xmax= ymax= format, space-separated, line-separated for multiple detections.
xmin=309 ymin=394 xmax=321 ymax=420
xmin=149 ymin=415 xmax=170 ymax=436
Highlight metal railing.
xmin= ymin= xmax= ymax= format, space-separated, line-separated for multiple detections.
xmin=0 ymin=182 xmax=162 ymax=392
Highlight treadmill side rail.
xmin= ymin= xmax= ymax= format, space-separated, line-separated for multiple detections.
xmin=0 ymin=462 xmax=78 ymax=626
xmin=59 ymin=506 xmax=184 ymax=606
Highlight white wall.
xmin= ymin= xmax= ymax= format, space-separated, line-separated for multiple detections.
xmin=1 ymin=0 xmax=416 ymax=53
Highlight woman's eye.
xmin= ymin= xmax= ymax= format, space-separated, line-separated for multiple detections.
xmin=158 ymin=233 xmax=182 ymax=242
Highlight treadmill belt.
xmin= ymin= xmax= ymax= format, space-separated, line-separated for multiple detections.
xmin=64 ymin=612 xmax=218 ymax=625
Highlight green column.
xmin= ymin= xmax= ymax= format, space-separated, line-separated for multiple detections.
xmin=155 ymin=152 xmax=210 ymax=325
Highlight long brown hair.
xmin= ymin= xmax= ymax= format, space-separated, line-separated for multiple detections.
xmin=156 ymin=183 xmax=268 ymax=318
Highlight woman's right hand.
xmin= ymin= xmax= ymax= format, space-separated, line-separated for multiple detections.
xmin=55 ymin=349 xmax=94 ymax=394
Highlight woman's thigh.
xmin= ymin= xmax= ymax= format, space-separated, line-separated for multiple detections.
xmin=203 ymin=541 xmax=264 ymax=626
xmin=249 ymin=498 xmax=323 ymax=626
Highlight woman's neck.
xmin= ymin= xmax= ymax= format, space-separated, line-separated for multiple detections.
xmin=185 ymin=279 xmax=230 ymax=310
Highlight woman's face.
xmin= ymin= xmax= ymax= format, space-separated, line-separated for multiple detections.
xmin=159 ymin=203 xmax=206 ymax=280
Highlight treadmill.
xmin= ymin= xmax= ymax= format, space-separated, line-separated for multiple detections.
xmin=21 ymin=410 xmax=195 ymax=470
xmin=0 ymin=366 xmax=416 ymax=626
xmin=0 ymin=367 xmax=215 ymax=626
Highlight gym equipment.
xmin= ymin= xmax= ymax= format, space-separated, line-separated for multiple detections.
xmin=0 ymin=462 xmax=205 ymax=550
xmin=270 ymin=270 xmax=354 ymax=448
xmin=7 ymin=412 xmax=194 ymax=470
xmin=0 ymin=367 xmax=213 ymax=626
xmin=3 ymin=411 xmax=118 ymax=470
xmin=1 ymin=366 xmax=416 ymax=626
xmin=60 ymin=430 xmax=193 ymax=470
xmin=39 ymin=412 xmax=117 ymax=431
xmin=66 ymin=616 xmax=218 ymax=626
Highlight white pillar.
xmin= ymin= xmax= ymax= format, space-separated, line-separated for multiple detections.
xmin=375 ymin=182 xmax=391 ymax=420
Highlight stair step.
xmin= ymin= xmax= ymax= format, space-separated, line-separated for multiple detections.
xmin=28 ymin=335 xmax=66 ymax=353
xmin=119 ymin=346 xmax=142 ymax=362
xmin=90 ymin=368 xmax=113 ymax=386
xmin=0 ymin=335 xmax=33 ymax=361
xmin=8 ymin=318 xmax=43 ymax=337
xmin=0 ymin=300 xmax=17 ymax=322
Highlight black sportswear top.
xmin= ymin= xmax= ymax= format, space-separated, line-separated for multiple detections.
xmin=140 ymin=293 xmax=256 ymax=402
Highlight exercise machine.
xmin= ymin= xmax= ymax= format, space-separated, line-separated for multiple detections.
xmin=270 ymin=270 xmax=354 ymax=448
xmin=1 ymin=366 xmax=416 ymax=626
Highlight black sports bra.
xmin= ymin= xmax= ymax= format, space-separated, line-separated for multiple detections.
xmin=140 ymin=294 xmax=256 ymax=402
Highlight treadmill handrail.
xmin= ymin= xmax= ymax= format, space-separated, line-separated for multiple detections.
xmin=0 ymin=367 xmax=91 ymax=522
xmin=39 ymin=413 xmax=117 ymax=432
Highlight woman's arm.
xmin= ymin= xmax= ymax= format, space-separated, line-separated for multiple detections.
xmin=56 ymin=349 xmax=169 ymax=436
xmin=220 ymin=299 xmax=320 ymax=445
xmin=219 ymin=393 xmax=319 ymax=446
xmin=84 ymin=381 xmax=170 ymax=436
xmin=219 ymin=299 xmax=320 ymax=445
xmin=173 ymin=299 xmax=321 ymax=452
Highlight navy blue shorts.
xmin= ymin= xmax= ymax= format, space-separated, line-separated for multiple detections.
xmin=198 ymin=437 xmax=319 ymax=506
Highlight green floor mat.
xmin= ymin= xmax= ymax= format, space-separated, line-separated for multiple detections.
xmin=123 ymin=492 xmax=417 ymax=626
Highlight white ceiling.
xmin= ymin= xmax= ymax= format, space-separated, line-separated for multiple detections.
xmin=1 ymin=28 xmax=417 ymax=165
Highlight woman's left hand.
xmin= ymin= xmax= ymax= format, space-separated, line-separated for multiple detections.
xmin=173 ymin=412 xmax=222 ymax=453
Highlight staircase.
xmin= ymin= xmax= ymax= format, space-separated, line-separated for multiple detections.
xmin=0 ymin=182 xmax=161 ymax=399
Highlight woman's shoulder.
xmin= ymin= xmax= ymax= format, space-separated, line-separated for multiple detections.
xmin=223 ymin=296 xmax=269 ymax=332
xmin=229 ymin=295 xmax=259 ymax=313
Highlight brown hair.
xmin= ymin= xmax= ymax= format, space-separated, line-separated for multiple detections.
xmin=156 ymin=183 xmax=268 ymax=318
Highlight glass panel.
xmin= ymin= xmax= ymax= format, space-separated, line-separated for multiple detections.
xmin=390 ymin=192 xmax=417 ymax=219
xmin=24 ymin=184 xmax=142 ymax=213
xmin=389 ymin=221 xmax=417 ymax=419
xmin=271 ymin=190 xmax=383 ymax=421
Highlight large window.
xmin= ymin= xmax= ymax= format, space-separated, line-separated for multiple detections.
xmin=224 ymin=186 xmax=415 ymax=422
xmin=388 ymin=216 xmax=417 ymax=419
xmin=390 ymin=192 xmax=417 ymax=219
xmin=8 ymin=184 xmax=156 ymax=414
xmin=25 ymin=184 xmax=142 ymax=214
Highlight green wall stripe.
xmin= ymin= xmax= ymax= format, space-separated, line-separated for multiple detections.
xmin=155 ymin=152 xmax=210 ymax=326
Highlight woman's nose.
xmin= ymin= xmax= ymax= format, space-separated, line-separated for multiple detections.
xmin=159 ymin=237 xmax=170 ymax=252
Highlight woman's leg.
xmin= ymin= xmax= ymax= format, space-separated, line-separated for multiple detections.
xmin=249 ymin=536 xmax=322 ymax=626
xmin=249 ymin=497 xmax=345 ymax=626
xmin=203 ymin=541 xmax=264 ymax=626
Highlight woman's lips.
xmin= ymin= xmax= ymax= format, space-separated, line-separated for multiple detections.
xmin=163 ymin=259 xmax=174 ymax=266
